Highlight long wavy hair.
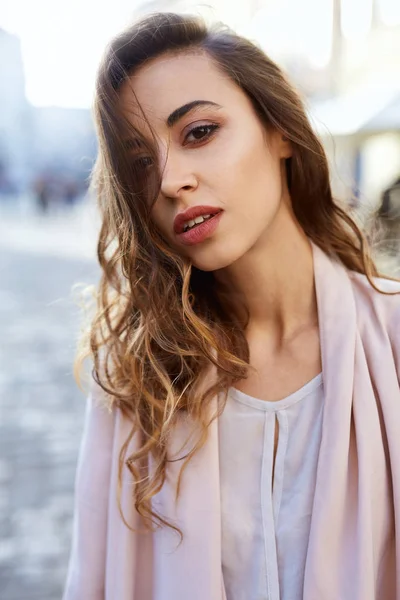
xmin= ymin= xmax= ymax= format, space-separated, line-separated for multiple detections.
xmin=78 ymin=11 xmax=389 ymax=540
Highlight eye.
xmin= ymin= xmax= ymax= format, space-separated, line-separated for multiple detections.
xmin=133 ymin=156 xmax=154 ymax=170
xmin=184 ymin=124 xmax=219 ymax=145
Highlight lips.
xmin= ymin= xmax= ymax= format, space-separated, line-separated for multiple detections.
xmin=177 ymin=211 xmax=223 ymax=246
xmin=173 ymin=205 xmax=222 ymax=234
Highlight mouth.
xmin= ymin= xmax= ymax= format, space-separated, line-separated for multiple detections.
xmin=176 ymin=210 xmax=223 ymax=246
xmin=173 ymin=205 xmax=222 ymax=235
xmin=182 ymin=212 xmax=215 ymax=233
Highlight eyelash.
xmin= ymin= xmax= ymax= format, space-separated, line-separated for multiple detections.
xmin=183 ymin=123 xmax=219 ymax=145
xmin=132 ymin=124 xmax=219 ymax=169
xmin=134 ymin=156 xmax=153 ymax=169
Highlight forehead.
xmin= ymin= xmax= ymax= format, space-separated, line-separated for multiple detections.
xmin=119 ymin=52 xmax=244 ymax=125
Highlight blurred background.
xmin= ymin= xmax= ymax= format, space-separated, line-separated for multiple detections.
xmin=1 ymin=0 xmax=399 ymax=598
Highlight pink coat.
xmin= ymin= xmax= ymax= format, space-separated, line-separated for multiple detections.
xmin=63 ymin=243 xmax=400 ymax=600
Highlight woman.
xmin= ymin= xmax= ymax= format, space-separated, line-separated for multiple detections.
xmin=64 ymin=12 xmax=400 ymax=600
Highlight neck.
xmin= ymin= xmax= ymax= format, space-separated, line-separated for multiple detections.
xmin=215 ymin=202 xmax=318 ymax=346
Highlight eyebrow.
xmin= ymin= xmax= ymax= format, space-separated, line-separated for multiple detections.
xmin=123 ymin=100 xmax=222 ymax=151
xmin=166 ymin=100 xmax=222 ymax=127
xmin=124 ymin=138 xmax=142 ymax=151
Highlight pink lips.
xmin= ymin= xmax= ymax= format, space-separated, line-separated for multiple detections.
xmin=173 ymin=205 xmax=223 ymax=246
xmin=176 ymin=211 xmax=223 ymax=246
xmin=173 ymin=205 xmax=222 ymax=234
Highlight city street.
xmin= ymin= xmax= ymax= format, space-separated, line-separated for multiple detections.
xmin=0 ymin=202 xmax=99 ymax=599
xmin=1 ymin=1 xmax=400 ymax=598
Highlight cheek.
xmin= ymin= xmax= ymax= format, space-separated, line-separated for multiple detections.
xmin=151 ymin=201 xmax=170 ymax=237
xmin=150 ymin=201 xmax=185 ymax=253
xmin=228 ymin=138 xmax=282 ymax=207
xmin=220 ymin=126 xmax=274 ymax=181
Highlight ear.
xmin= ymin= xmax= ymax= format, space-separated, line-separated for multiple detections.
xmin=279 ymin=134 xmax=293 ymax=159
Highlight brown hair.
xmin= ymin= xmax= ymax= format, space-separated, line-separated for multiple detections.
xmin=78 ymin=11 xmax=387 ymax=540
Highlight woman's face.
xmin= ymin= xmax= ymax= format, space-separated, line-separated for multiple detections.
xmin=120 ymin=52 xmax=292 ymax=271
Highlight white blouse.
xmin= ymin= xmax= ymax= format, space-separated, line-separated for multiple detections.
xmin=218 ymin=373 xmax=324 ymax=600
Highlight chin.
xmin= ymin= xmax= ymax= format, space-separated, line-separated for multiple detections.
xmin=190 ymin=245 xmax=245 ymax=272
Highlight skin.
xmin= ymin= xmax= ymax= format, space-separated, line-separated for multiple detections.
xmin=120 ymin=52 xmax=321 ymax=407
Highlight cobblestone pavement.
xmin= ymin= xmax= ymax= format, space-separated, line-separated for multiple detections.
xmin=0 ymin=204 xmax=99 ymax=600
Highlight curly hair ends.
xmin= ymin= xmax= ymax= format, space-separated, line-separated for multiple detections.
xmin=75 ymin=11 xmax=392 ymax=542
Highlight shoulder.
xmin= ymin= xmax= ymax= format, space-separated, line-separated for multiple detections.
xmin=87 ymin=379 xmax=116 ymax=432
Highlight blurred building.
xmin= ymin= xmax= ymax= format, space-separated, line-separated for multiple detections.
xmin=225 ymin=0 xmax=400 ymax=212
xmin=0 ymin=28 xmax=31 ymax=193
xmin=310 ymin=0 xmax=400 ymax=210
xmin=0 ymin=27 xmax=96 ymax=204
xmin=31 ymin=107 xmax=96 ymax=184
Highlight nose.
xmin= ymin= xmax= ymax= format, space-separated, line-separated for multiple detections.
xmin=160 ymin=150 xmax=198 ymax=199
